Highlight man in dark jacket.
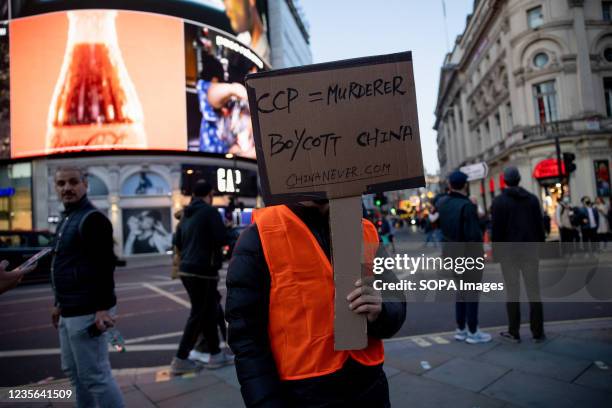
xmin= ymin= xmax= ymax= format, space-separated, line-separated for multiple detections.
xmin=491 ymin=166 xmax=546 ymax=343
xmin=226 ymin=200 xmax=406 ymax=407
xmin=52 ymin=167 xmax=124 ymax=408
xmin=171 ymin=179 xmax=230 ymax=374
xmin=438 ymin=171 xmax=491 ymax=344
xmin=576 ymin=196 xmax=599 ymax=253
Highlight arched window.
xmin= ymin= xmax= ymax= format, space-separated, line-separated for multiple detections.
xmin=121 ymin=172 xmax=170 ymax=196
xmin=87 ymin=174 xmax=109 ymax=197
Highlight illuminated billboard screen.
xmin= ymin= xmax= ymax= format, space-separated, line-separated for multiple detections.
xmin=5 ymin=0 xmax=268 ymax=159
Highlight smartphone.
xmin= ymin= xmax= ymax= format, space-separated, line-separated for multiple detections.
xmin=15 ymin=247 xmax=53 ymax=273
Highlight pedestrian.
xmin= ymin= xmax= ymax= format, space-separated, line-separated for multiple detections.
xmin=491 ymin=166 xmax=546 ymax=343
xmin=428 ymin=205 xmax=441 ymax=247
xmin=226 ymin=200 xmax=406 ymax=407
xmin=436 ymin=171 xmax=492 ymax=344
xmin=51 ymin=167 xmax=124 ymax=408
xmin=577 ymin=196 xmax=599 ymax=253
xmin=594 ymin=197 xmax=610 ymax=249
xmin=542 ymin=211 xmax=551 ymax=237
xmin=556 ymin=196 xmax=578 ymax=253
xmin=171 ymin=179 xmax=231 ymax=375
xmin=380 ymin=213 xmax=396 ymax=253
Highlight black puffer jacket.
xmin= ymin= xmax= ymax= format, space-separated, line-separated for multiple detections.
xmin=225 ymin=204 xmax=406 ymax=407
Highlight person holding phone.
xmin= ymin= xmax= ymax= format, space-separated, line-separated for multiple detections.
xmin=51 ymin=167 xmax=124 ymax=408
xmin=0 ymin=259 xmax=35 ymax=295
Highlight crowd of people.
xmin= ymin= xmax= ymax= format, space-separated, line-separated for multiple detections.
xmin=2 ymin=163 xmax=610 ymax=407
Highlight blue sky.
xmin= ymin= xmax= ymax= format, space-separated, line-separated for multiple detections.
xmin=299 ymin=0 xmax=474 ymax=174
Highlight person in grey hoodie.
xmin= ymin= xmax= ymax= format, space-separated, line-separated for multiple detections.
xmin=491 ymin=166 xmax=546 ymax=343
xmin=171 ymin=179 xmax=230 ymax=374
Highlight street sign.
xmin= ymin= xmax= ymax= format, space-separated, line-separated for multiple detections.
xmin=460 ymin=162 xmax=489 ymax=182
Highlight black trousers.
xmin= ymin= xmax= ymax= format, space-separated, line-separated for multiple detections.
xmin=500 ymin=259 xmax=544 ymax=339
xmin=176 ymin=276 xmax=220 ymax=359
xmin=581 ymin=228 xmax=598 ymax=252
xmin=283 ymin=360 xmax=390 ymax=408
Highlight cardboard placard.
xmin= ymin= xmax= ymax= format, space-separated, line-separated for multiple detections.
xmin=245 ymin=52 xmax=425 ymax=204
xmin=246 ymin=52 xmax=425 ymax=350
xmin=329 ymin=196 xmax=367 ymax=350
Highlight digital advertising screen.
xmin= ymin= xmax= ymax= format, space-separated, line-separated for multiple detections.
xmin=4 ymin=0 xmax=269 ymax=160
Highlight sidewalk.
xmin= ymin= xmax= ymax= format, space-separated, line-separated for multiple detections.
xmin=21 ymin=318 xmax=612 ymax=408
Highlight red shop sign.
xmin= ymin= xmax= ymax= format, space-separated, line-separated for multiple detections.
xmin=533 ymin=158 xmax=566 ymax=179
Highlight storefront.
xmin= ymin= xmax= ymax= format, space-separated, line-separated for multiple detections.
xmin=33 ymin=154 xmax=258 ymax=257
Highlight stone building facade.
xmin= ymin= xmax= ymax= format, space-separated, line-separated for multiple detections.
xmin=435 ymin=0 xmax=612 ymax=224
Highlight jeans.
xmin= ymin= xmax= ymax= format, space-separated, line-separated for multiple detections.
xmin=500 ymin=259 xmax=544 ymax=338
xmin=59 ymin=309 xmax=124 ymax=408
xmin=177 ymin=276 xmax=220 ymax=359
xmin=455 ymin=268 xmax=483 ymax=333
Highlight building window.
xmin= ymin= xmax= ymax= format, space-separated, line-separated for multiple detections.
xmin=495 ymin=113 xmax=502 ymax=140
xmin=121 ymin=172 xmax=170 ymax=196
xmin=506 ymin=102 xmax=513 ymax=131
xmin=604 ymin=47 xmax=612 ymax=62
xmin=533 ymin=52 xmax=549 ymax=68
xmin=533 ymin=80 xmax=559 ymax=124
xmin=527 ymin=6 xmax=544 ymax=28
xmin=87 ymin=174 xmax=109 ymax=197
xmin=603 ymin=2 xmax=612 ymax=21
xmin=605 ymin=77 xmax=612 ymax=117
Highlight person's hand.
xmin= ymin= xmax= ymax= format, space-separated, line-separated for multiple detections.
xmin=127 ymin=216 xmax=141 ymax=234
xmin=231 ymin=83 xmax=248 ymax=100
xmin=51 ymin=307 xmax=61 ymax=329
xmin=94 ymin=310 xmax=115 ymax=332
xmin=0 ymin=260 xmax=25 ymax=295
xmin=347 ymin=276 xmax=382 ymax=323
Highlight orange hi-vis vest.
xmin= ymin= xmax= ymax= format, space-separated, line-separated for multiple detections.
xmin=253 ymin=205 xmax=384 ymax=381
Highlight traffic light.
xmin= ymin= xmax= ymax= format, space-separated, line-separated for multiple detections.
xmin=374 ymin=193 xmax=387 ymax=207
xmin=563 ymin=152 xmax=576 ymax=174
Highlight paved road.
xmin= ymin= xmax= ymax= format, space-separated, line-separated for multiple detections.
xmin=1 ymin=227 xmax=610 ymax=387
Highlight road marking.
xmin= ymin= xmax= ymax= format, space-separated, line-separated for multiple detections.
xmin=124 ymin=331 xmax=183 ymax=345
xmin=411 ymin=337 xmax=432 ymax=347
xmin=430 ymin=335 xmax=450 ymax=345
xmin=142 ymin=283 xmax=190 ymax=308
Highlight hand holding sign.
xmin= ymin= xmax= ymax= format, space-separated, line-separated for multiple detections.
xmin=246 ymin=52 xmax=424 ymax=349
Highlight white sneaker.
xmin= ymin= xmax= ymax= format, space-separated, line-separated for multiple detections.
xmin=466 ymin=329 xmax=492 ymax=344
xmin=454 ymin=328 xmax=467 ymax=341
xmin=188 ymin=349 xmax=210 ymax=364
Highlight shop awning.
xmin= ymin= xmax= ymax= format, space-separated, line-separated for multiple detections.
xmin=533 ymin=158 xmax=566 ymax=179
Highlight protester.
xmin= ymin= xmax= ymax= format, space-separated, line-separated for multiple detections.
xmin=171 ymin=179 xmax=231 ymax=374
xmin=556 ymin=196 xmax=578 ymax=252
xmin=226 ymin=200 xmax=406 ymax=407
xmin=577 ymin=196 xmax=599 ymax=253
xmin=491 ymin=166 xmax=546 ymax=343
xmin=437 ymin=170 xmax=491 ymax=344
xmin=594 ymin=197 xmax=610 ymax=249
xmin=51 ymin=167 xmax=124 ymax=408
